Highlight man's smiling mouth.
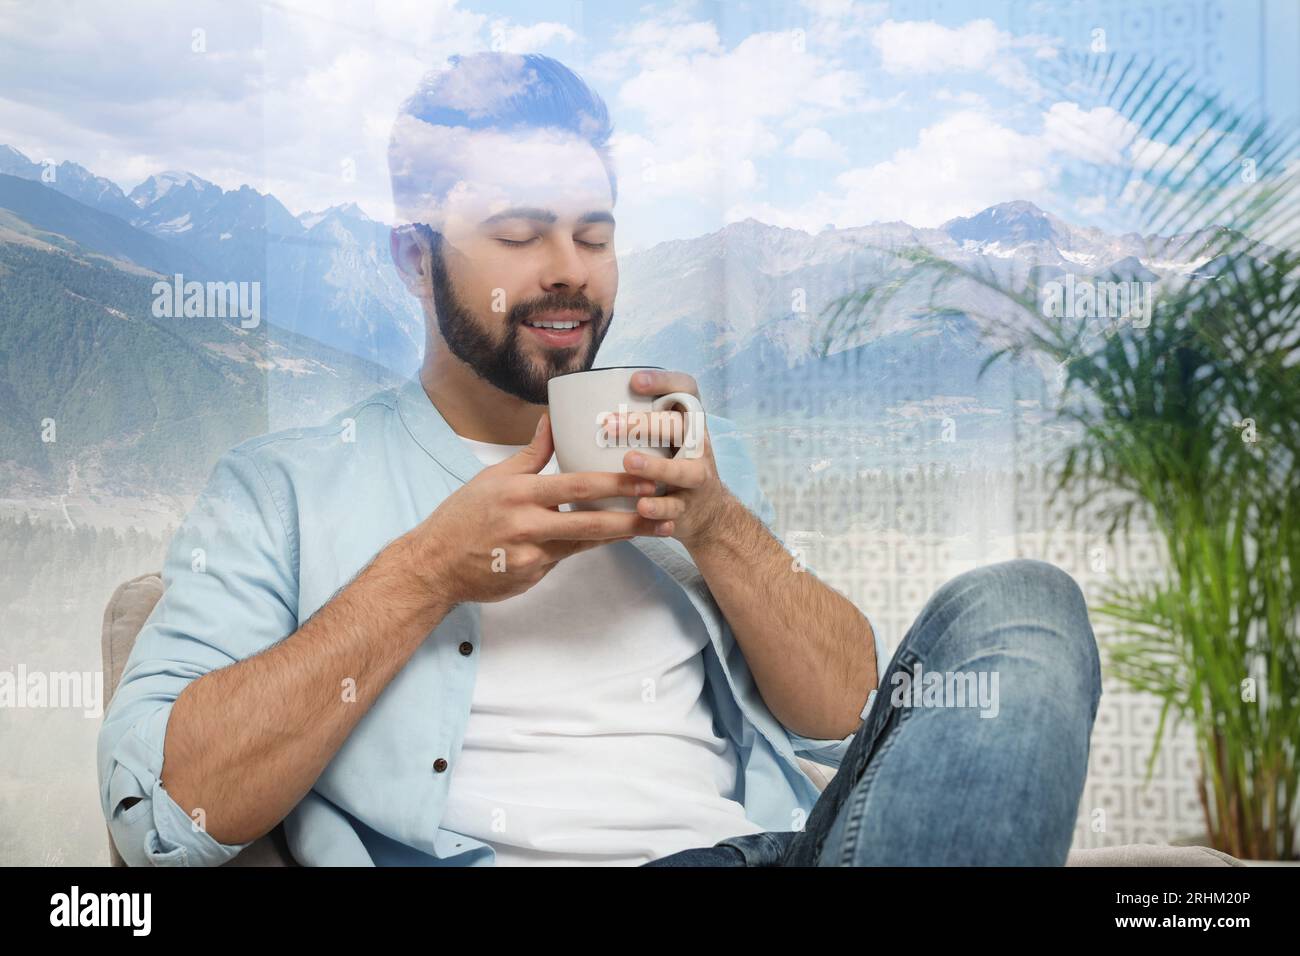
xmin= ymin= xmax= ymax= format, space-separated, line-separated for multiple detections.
xmin=523 ymin=310 xmax=591 ymax=330
xmin=520 ymin=310 xmax=594 ymax=347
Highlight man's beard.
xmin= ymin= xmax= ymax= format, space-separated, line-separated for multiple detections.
xmin=427 ymin=234 xmax=612 ymax=405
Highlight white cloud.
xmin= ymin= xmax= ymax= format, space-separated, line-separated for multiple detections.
xmin=725 ymin=93 xmax=1208 ymax=233
xmin=797 ymin=0 xmax=889 ymax=48
xmin=486 ymin=20 xmax=577 ymax=53
xmin=787 ymin=128 xmax=848 ymax=163
xmin=601 ymin=4 xmax=891 ymax=210
xmin=1129 ymin=135 xmax=1202 ymax=178
xmin=935 ymin=88 xmax=989 ymax=109
xmin=837 ymin=109 xmax=1053 ymax=225
xmin=728 ymin=108 xmax=1058 ymax=230
xmin=870 ymin=18 xmax=1060 ymax=95
xmin=1075 ymin=194 xmax=1108 ymax=217
xmin=1042 ymin=102 xmax=1140 ymax=165
xmin=586 ymin=9 xmax=722 ymax=83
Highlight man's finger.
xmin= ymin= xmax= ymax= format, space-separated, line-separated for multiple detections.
xmin=621 ymin=449 xmax=706 ymax=488
xmin=635 ymin=493 xmax=687 ymax=521
xmin=535 ymin=509 xmax=669 ymax=541
xmin=602 ymin=410 xmax=692 ymax=450
xmin=497 ymin=413 xmax=554 ymax=475
xmin=531 ymin=471 xmax=655 ymax=507
xmin=627 ymin=369 xmax=699 ymax=397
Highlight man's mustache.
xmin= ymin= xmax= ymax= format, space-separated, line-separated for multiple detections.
xmin=511 ymin=299 xmax=604 ymax=325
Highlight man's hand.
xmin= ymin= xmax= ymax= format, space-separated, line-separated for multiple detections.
xmin=604 ymin=368 xmax=732 ymax=550
xmin=405 ymin=412 xmax=670 ymax=607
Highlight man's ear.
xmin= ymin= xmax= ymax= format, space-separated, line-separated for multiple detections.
xmin=390 ymin=224 xmax=432 ymax=297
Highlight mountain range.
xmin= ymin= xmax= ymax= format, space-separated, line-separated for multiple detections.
xmin=0 ymin=146 xmax=424 ymax=373
xmin=0 ymin=162 xmax=403 ymax=498
xmin=0 ymin=145 xmax=1256 ymax=499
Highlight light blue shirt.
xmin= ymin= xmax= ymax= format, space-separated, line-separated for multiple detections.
xmin=98 ymin=376 xmax=877 ymax=866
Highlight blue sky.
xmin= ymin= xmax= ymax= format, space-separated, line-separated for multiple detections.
xmin=1 ymin=0 xmax=1296 ymax=251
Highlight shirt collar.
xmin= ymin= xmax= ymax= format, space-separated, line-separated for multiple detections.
xmin=395 ymin=375 xmax=489 ymax=485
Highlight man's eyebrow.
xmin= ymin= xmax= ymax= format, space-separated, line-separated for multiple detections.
xmin=479 ymin=207 xmax=615 ymax=228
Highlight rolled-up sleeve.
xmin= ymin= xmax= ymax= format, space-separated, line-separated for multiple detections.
xmin=711 ymin=416 xmax=883 ymax=771
xmin=97 ymin=446 xmax=299 ymax=866
xmin=783 ymin=691 xmax=879 ymax=770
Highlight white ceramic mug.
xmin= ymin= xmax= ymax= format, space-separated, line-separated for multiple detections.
xmin=546 ymin=366 xmax=706 ymax=512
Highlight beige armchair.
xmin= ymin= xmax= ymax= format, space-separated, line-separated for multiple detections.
xmin=102 ymin=574 xmax=296 ymax=866
xmin=102 ymin=573 xmax=1242 ymax=867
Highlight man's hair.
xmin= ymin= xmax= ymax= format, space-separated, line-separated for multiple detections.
xmin=388 ymin=52 xmax=616 ymax=225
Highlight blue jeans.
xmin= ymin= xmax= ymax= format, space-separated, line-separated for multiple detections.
xmin=643 ymin=559 xmax=1103 ymax=867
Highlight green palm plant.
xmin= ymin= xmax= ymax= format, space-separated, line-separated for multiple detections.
xmin=816 ymin=51 xmax=1300 ymax=859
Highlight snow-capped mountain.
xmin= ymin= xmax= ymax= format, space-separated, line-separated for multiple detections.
xmin=945 ymin=199 xmax=1072 ymax=248
xmin=127 ymin=169 xmax=218 ymax=207
xmin=298 ymin=202 xmax=371 ymax=229
xmin=126 ymin=168 xmax=301 ymax=262
xmin=126 ymin=171 xmax=223 ymax=236
xmin=0 ymin=145 xmax=138 ymax=220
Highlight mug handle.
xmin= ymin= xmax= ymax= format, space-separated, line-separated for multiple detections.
xmin=650 ymin=391 xmax=706 ymax=460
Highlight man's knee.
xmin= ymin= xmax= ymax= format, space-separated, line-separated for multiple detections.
xmin=929 ymin=559 xmax=1100 ymax=673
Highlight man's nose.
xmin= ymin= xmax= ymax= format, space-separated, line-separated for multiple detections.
xmin=540 ymin=234 xmax=589 ymax=292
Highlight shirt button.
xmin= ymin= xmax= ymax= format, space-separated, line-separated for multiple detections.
xmin=458 ymin=641 xmax=474 ymax=656
xmin=433 ymin=758 xmax=448 ymax=773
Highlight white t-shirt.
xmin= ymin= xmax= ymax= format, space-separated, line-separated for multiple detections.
xmin=438 ymin=434 xmax=766 ymax=865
